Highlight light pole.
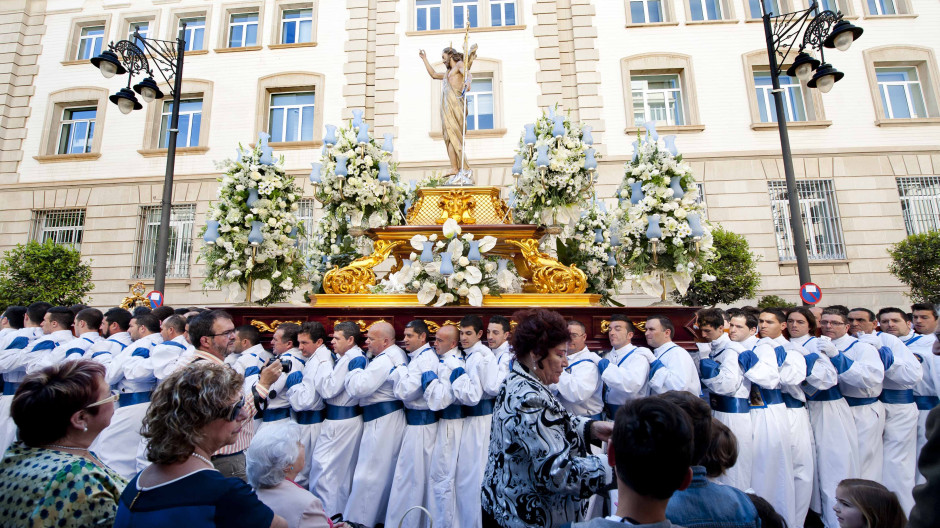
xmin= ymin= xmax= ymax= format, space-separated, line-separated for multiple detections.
xmin=760 ymin=1 xmax=862 ymax=300
xmin=90 ymin=27 xmax=186 ymax=295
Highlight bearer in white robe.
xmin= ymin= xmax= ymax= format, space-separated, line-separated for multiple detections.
xmin=256 ymin=323 xmax=307 ymax=431
xmin=27 ymin=308 xmax=103 ymax=373
xmin=601 ymin=315 xmax=651 ymax=418
xmin=425 ymin=325 xmax=464 ymax=528
xmin=84 ymin=307 xmax=133 ymax=367
xmin=553 ymin=320 xmax=603 ymax=419
xmin=644 ymin=315 xmax=700 ymax=395
xmin=487 ymin=315 xmax=513 ymax=389
xmin=289 ymin=321 xmax=334 ymax=488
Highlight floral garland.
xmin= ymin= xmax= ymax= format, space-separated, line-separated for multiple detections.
xmin=510 ymin=106 xmax=598 ymax=226
xmin=557 ymin=203 xmax=629 ymax=305
xmin=306 ymin=115 xmax=408 ymax=292
xmin=613 ymin=125 xmax=715 ymax=298
xmin=200 ymin=135 xmax=305 ymax=305
xmin=373 ymin=219 xmax=522 ymax=306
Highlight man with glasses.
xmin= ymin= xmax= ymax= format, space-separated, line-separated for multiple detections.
xmin=818 ymin=307 xmax=885 ymax=482
xmin=552 ymin=320 xmax=603 ymax=419
xmin=255 ymin=323 xmax=306 ymax=433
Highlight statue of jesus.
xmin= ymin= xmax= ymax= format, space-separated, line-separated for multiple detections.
xmin=419 ymin=43 xmax=478 ymax=184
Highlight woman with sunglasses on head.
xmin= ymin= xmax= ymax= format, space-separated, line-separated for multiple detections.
xmin=114 ymin=362 xmax=287 ymax=528
xmin=0 ymin=359 xmax=127 ymax=527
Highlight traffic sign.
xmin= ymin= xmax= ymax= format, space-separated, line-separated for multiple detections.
xmin=799 ymin=283 xmax=822 ymax=305
xmin=147 ymin=290 xmax=164 ymax=309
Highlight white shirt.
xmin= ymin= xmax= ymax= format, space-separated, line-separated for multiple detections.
xmin=146 ymin=335 xmax=194 ymax=382
xmin=289 ymin=344 xmax=334 ymax=412
xmin=1 ymin=329 xmax=74 ymax=384
xmin=700 ymin=334 xmax=749 ymax=400
xmin=265 ymin=348 xmax=309 ymax=411
xmin=316 ymin=346 xmax=364 ymax=408
xmin=425 ymin=347 xmax=463 ymax=411
xmin=649 ymin=341 xmax=700 ymax=395
xmin=830 ymin=334 xmax=884 ymax=399
xmin=108 ymin=333 xmax=164 ymax=392
xmin=869 ymin=331 xmax=922 ymax=391
xmin=345 ymin=344 xmax=408 ymax=406
xmin=553 ymin=347 xmax=604 ymax=417
xmin=85 ymin=332 xmax=132 ymax=366
xmin=452 ymin=341 xmax=496 ymax=406
xmin=394 ymin=344 xmax=438 ymax=411
xmin=603 ymin=343 xmax=652 ymax=405
xmin=27 ymin=331 xmax=103 ymax=373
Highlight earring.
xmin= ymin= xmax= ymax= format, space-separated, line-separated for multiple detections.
xmin=83 ymin=426 xmax=88 ymax=432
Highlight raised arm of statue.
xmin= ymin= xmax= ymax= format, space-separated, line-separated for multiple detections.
xmin=419 ymin=49 xmax=445 ymax=80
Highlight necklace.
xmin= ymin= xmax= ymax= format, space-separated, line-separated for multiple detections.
xmin=45 ymin=444 xmax=88 ymax=452
xmin=191 ymin=452 xmax=214 ymax=468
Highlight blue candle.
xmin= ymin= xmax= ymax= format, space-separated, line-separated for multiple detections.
xmin=382 ymin=133 xmax=394 ymax=152
xmin=356 ymin=122 xmax=370 ymax=144
xmin=309 ymin=162 xmax=322 ymax=184
xmin=468 ymin=240 xmax=482 ymax=261
xmin=664 ymin=135 xmax=678 ymax=156
xmin=259 ymin=146 xmax=274 ymax=166
xmin=629 ymin=181 xmax=645 ymax=205
xmin=524 ymin=124 xmax=537 ymax=146
xmin=334 ymin=155 xmax=348 ymax=177
xmin=552 ymin=115 xmax=566 ymax=138
xmin=440 ymin=252 xmax=454 ymax=276
xmin=670 ymin=176 xmax=685 ymax=199
xmin=324 ymin=124 xmax=337 ymax=146
xmin=497 ymin=259 xmax=508 ymax=273
xmin=607 ymin=249 xmax=617 ymax=267
xmin=247 ymin=188 xmax=260 ymax=207
xmin=688 ymin=213 xmax=705 ymax=238
xmin=378 ymin=161 xmax=391 ymax=182
xmin=511 ymin=154 xmax=523 ymax=175
xmin=594 ymin=228 xmax=604 ymax=244
xmin=632 ymin=140 xmax=640 ymax=162
xmin=643 ymin=121 xmax=659 ymax=141
xmin=536 ymin=145 xmax=549 ymax=168
xmin=646 ymin=214 xmax=662 ymax=240
xmin=582 ymin=125 xmax=594 ymax=145
xmin=420 ymin=241 xmax=434 ymax=262
xmin=584 ymin=148 xmax=597 ymax=171
xmin=352 ymin=109 xmax=364 ymax=128
xmin=249 ymin=221 xmax=264 ymax=245
xmin=203 ymin=220 xmax=220 ymax=244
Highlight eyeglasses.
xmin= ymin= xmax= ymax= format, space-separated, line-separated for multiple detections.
xmin=208 ymin=329 xmax=236 ymax=338
xmin=820 ymin=321 xmax=846 ymax=326
xmin=86 ymin=390 xmax=119 ymax=409
xmin=569 ymin=333 xmax=585 ymax=339
xmin=224 ymin=395 xmax=246 ymax=422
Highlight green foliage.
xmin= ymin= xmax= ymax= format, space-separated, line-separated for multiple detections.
xmin=0 ymin=240 xmax=93 ymax=312
xmin=673 ymin=227 xmax=760 ymax=307
xmin=758 ymin=295 xmax=797 ymax=309
xmin=889 ymin=230 xmax=940 ymax=304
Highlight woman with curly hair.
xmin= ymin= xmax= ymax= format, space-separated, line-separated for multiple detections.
xmin=482 ymin=309 xmax=614 ymax=528
xmin=0 ymin=359 xmax=126 ymax=527
xmin=113 ymin=362 xmax=287 ymax=528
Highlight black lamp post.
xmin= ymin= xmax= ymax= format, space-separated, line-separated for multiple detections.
xmin=760 ymin=1 xmax=862 ymax=302
xmin=90 ymin=27 xmax=186 ymax=295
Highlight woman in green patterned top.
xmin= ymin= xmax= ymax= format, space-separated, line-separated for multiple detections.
xmin=0 ymin=359 xmax=127 ymax=527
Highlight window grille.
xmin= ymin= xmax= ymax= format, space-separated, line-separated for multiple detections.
xmin=296 ymin=199 xmax=317 ymax=255
xmin=30 ymin=209 xmax=86 ymax=250
xmin=897 ymin=176 xmax=940 ymax=235
xmin=134 ymin=204 xmax=196 ymax=279
xmin=768 ymin=180 xmax=846 ymax=261
xmin=695 ymin=182 xmax=708 ymax=219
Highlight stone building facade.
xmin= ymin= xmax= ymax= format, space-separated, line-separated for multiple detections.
xmin=1 ymin=0 xmax=938 ymax=307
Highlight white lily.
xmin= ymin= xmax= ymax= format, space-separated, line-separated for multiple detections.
xmin=417 ymin=282 xmax=437 ymax=305
xmin=497 ymin=269 xmax=515 ymax=290
xmin=410 ymin=234 xmax=428 ymax=251
xmin=479 ymin=236 xmax=498 ymax=253
xmin=447 ymin=239 xmax=463 ymax=260
xmin=464 ymin=266 xmax=483 ymax=285
xmin=442 ymin=218 xmax=461 ymax=239
xmin=467 ymin=285 xmax=484 ymax=307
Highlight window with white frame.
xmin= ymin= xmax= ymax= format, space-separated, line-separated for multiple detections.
xmin=454 ymin=0 xmax=480 ymax=28
xmin=748 ymin=0 xmax=779 ymax=17
xmin=877 ymin=67 xmax=927 ymax=119
xmin=281 ymin=8 xmax=313 ymax=43
xmin=77 ymin=26 xmax=104 ymax=60
xmin=128 ymin=22 xmax=149 ymax=49
xmin=135 ymin=204 xmax=196 ymax=279
xmin=818 ymin=0 xmax=838 ymax=12
xmin=754 ymin=71 xmax=807 ymax=122
xmin=30 ymin=209 xmax=86 ymax=250
xmin=159 ymin=99 xmax=203 ymax=148
xmin=416 ymin=0 xmax=442 ymax=31
xmin=229 ymin=13 xmax=259 ymax=47
xmin=57 ymin=107 xmax=96 ymax=155
xmin=466 ymin=77 xmax=494 ymax=130
xmin=689 ymin=0 xmax=722 ymax=20
xmin=269 ymin=92 xmax=315 ymax=142
xmin=694 ymin=182 xmax=708 ymax=218
xmin=630 ymin=0 xmax=664 ymax=23
xmin=296 ymin=199 xmax=316 ymax=254
xmin=179 ymin=17 xmax=206 ymax=51
xmin=867 ymin=0 xmax=897 ymax=15
xmin=768 ymin=179 xmax=846 ymax=261
xmin=897 ymin=176 xmax=940 ymax=235
xmin=632 ymin=74 xmax=685 ymax=126
xmin=490 ymin=0 xmax=516 ymax=26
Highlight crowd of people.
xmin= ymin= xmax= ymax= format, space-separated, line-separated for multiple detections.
xmin=0 ymin=300 xmax=937 ymax=528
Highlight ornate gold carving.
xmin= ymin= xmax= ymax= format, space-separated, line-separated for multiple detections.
xmin=437 ymin=190 xmax=476 ymax=224
xmin=422 ymin=320 xmax=462 ymax=333
xmin=333 ymin=319 xmax=388 ymax=332
xmin=250 ymin=320 xmax=303 ymax=333
xmin=507 ymin=239 xmax=587 ymax=294
xmin=322 ymin=240 xmax=404 ymax=294
xmin=120 ymin=281 xmax=149 ymax=309
xmin=600 ymin=319 xmax=646 ymax=333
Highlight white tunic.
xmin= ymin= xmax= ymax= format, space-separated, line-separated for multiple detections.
xmin=648 ymin=342 xmax=700 ymax=395
xmin=84 ymin=332 xmax=133 ymax=367
xmin=257 ymin=348 xmax=308 ymax=429
xmin=491 ymin=341 xmax=513 ymax=390
xmin=27 ymin=331 xmax=102 ymax=373
xmin=553 ymin=347 xmax=604 ymax=418
xmin=287 ymin=344 xmax=333 ymax=488
xmin=426 ymin=347 xmax=465 ymax=528
xmin=602 ymin=343 xmax=652 ymax=416
xmin=904 ymin=331 xmax=939 ymax=485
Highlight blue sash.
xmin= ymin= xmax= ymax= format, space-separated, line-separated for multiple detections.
xmin=709 ymin=394 xmax=750 ymax=414
xmin=441 ymin=403 xmax=465 ymax=420
xmin=807 ymin=386 xmax=843 ymax=402
xmin=844 ymin=396 xmax=878 ymax=407
xmin=879 ymin=389 xmax=915 ymax=405
xmin=292 ymin=409 xmax=325 ymax=425
xmin=262 ymin=407 xmax=292 ymax=422
xmin=118 ymin=392 xmax=151 ymax=407
xmin=605 ymin=403 xmax=621 ymax=419
xmin=362 ymin=400 xmax=404 ymax=422
xmin=753 ymin=388 xmax=784 ymax=407
xmin=782 ymin=393 xmax=805 ymax=408
xmin=587 ymin=412 xmax=604 ymax=420
xmin=915 ymin=395 xmax=940 ymax=411
xmin=325 ymin=404 xmax=361 ymax=420
xmin=405 ymin=408 xmax=439 ymax=426
xmin=464 ymin=399 xmax=495 ymax=417
xmin=2 ymin=381 xmax=20 ymax=396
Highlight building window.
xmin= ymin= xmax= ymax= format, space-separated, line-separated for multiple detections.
xmin=630 ymin=0 xmax=665 ymax=23
xmin=77 ymin=26 xmax=104 ymax=60
xmin=876 ymin=67 xmax=927 ymax=119
xmin=281 ymin=8 xmax=313 ymax=43
xmin=296 ymin=199 xmax=316 ymax=254
xmin=754 ymin=71 xmax=807 ymax=122
xmin=490 ymin=0 xmax=516 ymax=26
xmin=748 ymin=0 xmax=779 ymax=17
xmin=695 ymin=183 xmax=708 ymax=218
xmin=269 ymin=92 xmax=315 ymax=142
xmin=229 ymin=13 xmax=259 ymax=47
xmin=632 ymin=74 xmax=684 ymax=126
xmin=179 ymin=17 xmax=206 ymax=51
xmin=57 ymin=107 xmax=96 ymax=155
xmin=867 ymin=0 xmax=896 ymax=15
xmin=768 ymin=179 xmax=846 ymax=261
xmin=689 ymin=0 xmax=722 ymax=20
xmin=30 ymin=209 xmax=86 ymax=250
xmin=159 ymin=99 xmax=203 ymax=148
xmin=466 ymin=77 xmax=494 ymax=130
xmin=129 ymin=22 xmax=149 ymax=49
xmin=417 ymin=0 xmax=442 ymax=31
xmin=135 ymin=205 xmax=196 ymax=279
xmin=897 ymin=176 xmax=940 ymax=235
xmin=454 ymin=0 xmax=479 ymax=28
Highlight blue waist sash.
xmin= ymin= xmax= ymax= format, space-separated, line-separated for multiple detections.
xmin=262 ymin=407 xmax=292 ymax=422
xmin=782 ymin=393 xmax=805 ymax=409
xmin=2 ymin=382 xmax=19 ymax=396
xmin=845 ymin=396 xmax=879 ymax=407
xmin=915 ymin=395 xmax=940 ymax=411
xmin=709 ymin=394 xmax=750 ymax=414
xmin=753 ymin=388 xmax=784 ymax=407
xmin=326 ymin=404 xmax=361 ymax=420
xmin=293 ymin=409 xmax=325 ymax=425
xmin=605 ymin=403 xmax=621 ymax=419
xmin=587 ymin=412 xmax=603 ymax=420
xmin=807 ymin=386 xmax=843 ymax=402
xmin=464 ymin=399 xmax=495 ymax=417
xmin=362 ymin=400 xmax=404 ymax=422
xmin=405 ymin=408 xmax=439 ymax=426
xmin=880 ymin=389 xmax=915 ymax=405
xmin=118 ymin=392 xmax=151 ymax=407
xmin=441 ymin=403 xmax=464 ymax=420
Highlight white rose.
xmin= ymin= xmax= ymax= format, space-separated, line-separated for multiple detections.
xmin=457 ymin=285 xmax=470 ymax=297
xmin=458 ymin=256 xmax=470 ymax=267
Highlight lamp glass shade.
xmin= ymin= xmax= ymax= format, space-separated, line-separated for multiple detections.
xmin=99 ymin=60 xmax=117 ymax=78
xmin=468 ymin=240 xmax=482 ymax=261
xmin=816 ymin=74 xmax=835 ymax=93
xmin=420 ymin=241 xmax=434 ymax=262
xmin=523 ymin=124 xmax=537 ymax=145
xmin=834 ymin=31 xmax=853 ymax=51
xmin=117 ymin=97 xmax=135 ymax=114
xmin=795 ymin=62 xmax=814 ymax=82
xmin=140 ymin=86 xmax=157 ymax=103
xmin=646 ymin=214 xmax=662 ymax=240
xmin=536 ymin=145 xmax=549 ymax=168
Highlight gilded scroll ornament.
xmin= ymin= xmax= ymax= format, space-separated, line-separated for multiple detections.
xmin=507 ymin=239 xmax=587 ymax=294
xmin=323 ymin=240 xmax=404 ymax=294
xmin=250 ymin=320 xmax=303 ymax=333
xmin=120 ymin=281 xmax=149 ymax=309
xmin=333 ymin=319 xmax=388 ymax=332
xmin=437 ymin=190 xmax=476 ymax=224
xmin=600 ymin=319 xmax=646 ymax=333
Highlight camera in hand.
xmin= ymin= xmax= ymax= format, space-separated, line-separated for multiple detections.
xmin=266 ymin=355 xmax=293 ymax=374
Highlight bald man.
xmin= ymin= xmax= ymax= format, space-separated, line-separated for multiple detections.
xmin=425 ymin=325 xmax=465 ymax=527
xmin=343 ymin=322 xmax=409 ymax=527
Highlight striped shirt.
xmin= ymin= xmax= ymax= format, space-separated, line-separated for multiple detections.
xmin=190 ymin=350 xmax=264 ymax=456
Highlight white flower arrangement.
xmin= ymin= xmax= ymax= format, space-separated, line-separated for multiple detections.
xmin=510 ymin=106 xmax=598 ymax=226
xmin=556 ymin=203 xmax=629 ymax=305
xmin=373 ymin=219 xmax=522 ymax=306
xmin=200 ymin=135 xmax=305 ymax=305
xmin=613 ymin=125 xmax=716 ymax=299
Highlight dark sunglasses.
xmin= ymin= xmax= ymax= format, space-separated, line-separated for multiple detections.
xmin=224 ymin=395 xmax=246 ymax=421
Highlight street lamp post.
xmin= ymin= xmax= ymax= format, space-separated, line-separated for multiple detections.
xmin=90 ymin=27 xmax=186 ymax=295
xmin=759 ymin=1 xmax=862 ymax=300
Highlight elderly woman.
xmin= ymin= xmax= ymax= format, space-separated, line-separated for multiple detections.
xmin=482 ymin=309 xmax=613 ymax=528
xmin=247 ymin=422 xmax=333 ymax=528
xmin=0 ymin=359 xmax=127 ymax=526
xmin=114 ymin=362 xmax=287 ymax=528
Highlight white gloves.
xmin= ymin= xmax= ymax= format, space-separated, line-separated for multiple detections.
xmin=817 ymin=336 xmax=838 ymax=358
